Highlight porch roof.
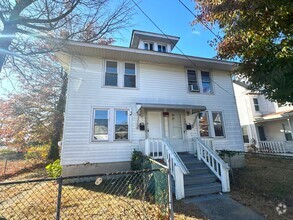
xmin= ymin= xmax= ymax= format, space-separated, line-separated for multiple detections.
xmin=254 ymin=110 xmax=293 ymax=123
xmin=136 ymin=103 xmax=206 ymax=112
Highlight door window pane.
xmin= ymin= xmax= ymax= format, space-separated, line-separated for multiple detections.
xmin=115 ymin=110 xmax=128 ymax=140
xmin=93 ymin=110 xmax=108 ymax=141
xmin=199 ymin=111 xmax=209 ymax=137
xmin=212 ymin=112 xmax=225 ymax=137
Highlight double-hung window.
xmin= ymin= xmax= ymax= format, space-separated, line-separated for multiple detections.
xmin=105 ymin=61 xmax=118 ymax=86
xmin=144 ymin=42 xmax=153 ymax=51
xmin=124 ymin=63 xmax=136 ymax=88
xmin=201 ymin=71 xmax=212 ymax=93
xmin=115 ymin=110 xmax=129 ymax=140
xmin=212 ymin=112 xmax=225 ymax=137
xmin=253 ymin=98 xmax=259 ymax=111
xmin=158 ymin=44 xmax=166 ymax=52
xmin=93 ymin=108 xmax=129 ymax=141
xmin=199 ymin=111 xmax=210 ymax=137
xmin=93 ymin=110 xmax=109 ymax=141
xmin=242 ymin=126 xmax=249 ymax=143
xmin=187 ymin=70 xmax=199 ymax=92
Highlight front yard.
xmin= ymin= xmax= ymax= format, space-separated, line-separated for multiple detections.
xmin=231 ymin=154 xmax=293 ymax=220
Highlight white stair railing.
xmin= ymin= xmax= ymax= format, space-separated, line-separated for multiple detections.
xmin=194 ymin=138 xmax=230 ymax=192
xmin=140 ymin=138 xmax=189 ymax=199
xmin=259 ymin=141 xmax=286 ymax=154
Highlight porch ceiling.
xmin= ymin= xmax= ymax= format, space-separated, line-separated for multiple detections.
xmin=136 ymin=103 xmax=206 ymax=112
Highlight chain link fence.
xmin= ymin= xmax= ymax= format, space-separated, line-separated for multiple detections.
xmin=1 ymin=167 xmax=172 ymax=219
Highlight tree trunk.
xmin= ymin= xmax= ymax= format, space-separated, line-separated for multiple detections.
xmin=48 ymin=69 xmax=68 ymax=160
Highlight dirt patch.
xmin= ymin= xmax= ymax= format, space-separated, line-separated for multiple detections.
xmin=231 ymin=154 xmax=293 ymax=220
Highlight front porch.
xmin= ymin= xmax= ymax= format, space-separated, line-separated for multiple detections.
xmin=138 ymin=138 xmax=230 ymax=200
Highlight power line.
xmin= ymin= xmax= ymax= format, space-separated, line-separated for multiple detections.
xmin=130 ymin=0 xmax=234 ymax=96
xmin=178 ymin=0 xmax=222 ymax=41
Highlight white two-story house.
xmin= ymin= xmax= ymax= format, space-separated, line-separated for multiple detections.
xmin=233 ymin=80 xmax=293 ymax=154
xmin=57 ymin=30 xmax=244 ymax=198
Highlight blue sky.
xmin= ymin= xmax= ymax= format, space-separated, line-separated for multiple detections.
xmin=0 ymin=0 xmax=220 ymax=97
xmin=114 ymin=0 xmax=219 ymax=58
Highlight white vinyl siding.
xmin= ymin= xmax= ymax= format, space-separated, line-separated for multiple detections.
xmin=61 ymin=56 xmax=243 ymax=165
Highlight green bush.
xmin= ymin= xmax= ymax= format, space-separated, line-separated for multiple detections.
xmin=130 ymin=150 xmax=144 ymax=170
xmin=46 ymin=159 xmax=62 ymax=177
xmin=24 ymin=145 xmax=50 ymax=162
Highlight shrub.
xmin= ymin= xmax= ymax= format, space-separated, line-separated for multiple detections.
xmin=24 ymin=145 xmax=50 ymax=163
xmin=130 ymin=150 xmax=145 ymax=170
xmin=46 ymin=159 xmax=62 ymax=177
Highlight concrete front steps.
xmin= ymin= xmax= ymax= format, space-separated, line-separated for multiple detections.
xmin=178 ymin=152 xmax=222 ymax=197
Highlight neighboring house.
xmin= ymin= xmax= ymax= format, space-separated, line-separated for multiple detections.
xmin=57 ymin=30 xmax=244 ymax=199
xmin=233 ymin=80 xmax=293 ymax=153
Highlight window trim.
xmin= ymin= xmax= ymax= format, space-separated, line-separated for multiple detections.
xmin=201 ymin=71 xmax=213 ymax=94
xmin=114 ymin=109 xmax=130 ymax=141
xmin=124 ymin=62 xmax=136 ymax=88
xmin=91 ymin=107 xmax=131 ymax=142
xmin=198 ymin=111 xmax=210 ymax=137
xmin=211 ymin=111 xmax=225 ymax=138
xmin=253 ymin=98 xmax=260 ymax=112
xmin=103 ymin=60 xmax=138 ymax=89
xmin=92 ymin=108 xmax=110 ymax=142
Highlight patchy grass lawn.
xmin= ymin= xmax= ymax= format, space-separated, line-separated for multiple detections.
xmin=0 ymin=162 xmax=206 ymax=220
xmin=231 ymin=154 xmax=293 ymax=220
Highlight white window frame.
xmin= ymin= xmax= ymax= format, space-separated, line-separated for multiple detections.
xmin=157 ymin=44 xmax=167 ymax=53
xmin=211 ymin=111 xmax=226 ymax=138
xmin=124 ymin=62 xmax=137 ymax=88
xmin=103 ymin=60 xmax=138 ymax=89
xmin=92 ymin=107 xmax=131 ymax=142
xmin=114 ymin=109 xmax=130 ymax=141
xmin=253 ymin=98 xmax=260 ymax=111
xmin=186 ymin=69 xmax=213 ymax=94
xmin=201 ymin=71 xmax=213 ymax=94
xmin=144 ymin=42 xmax=154 ymax=51
xmin=92 ymin=108 xmax=110 ymax=142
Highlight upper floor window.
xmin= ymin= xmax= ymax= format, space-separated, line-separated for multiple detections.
xmin=144 ymin=42 xmax=153 ymax=51
xmin=253 ymin=98 xmax=259 ymax=111
xmin=124 ymin=63 xmax=136 ymax=88
xmin=158 ymin=44 xmax=166 ymax=53
xmin=212 ymin=112 xmax=225 ymax=137
xmin=201 ymin=71 xmax=212 ymax=93
xmin=187 ymin=70 xmax=199 ymax=92
xmin=93 ymin=110 xmax=109 ymax=141
xmin=105 ymin=61 xmax=118 ymax=86
xmin=198 ymin=111 xmax=209 ymax=137
xmin=104 ymin=60 xmax=137 ymax=88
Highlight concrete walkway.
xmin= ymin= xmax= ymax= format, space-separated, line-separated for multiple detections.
xmin=183 ymin=194 xmax=265 ymax=220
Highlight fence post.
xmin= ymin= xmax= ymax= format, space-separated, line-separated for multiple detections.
xmin=56 ymin=177 xmax=63 ymax=220
xmin=3 ymin=159 xmax=8 ymax=178
xmin=167 ymin=163 xmax=174 ymax=220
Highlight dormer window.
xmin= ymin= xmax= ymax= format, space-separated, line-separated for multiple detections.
xmin=158 ymin=44 xmax=166 ymax=53
xmin=144 ymin=42 xmax=153 ymax=51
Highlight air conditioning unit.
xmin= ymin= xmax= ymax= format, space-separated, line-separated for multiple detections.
xmin=189 ymin=85 xmax=199 ymax=92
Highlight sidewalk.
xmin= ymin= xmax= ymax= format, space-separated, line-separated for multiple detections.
xmin=183 ymin=194 xmax=265 ymax=220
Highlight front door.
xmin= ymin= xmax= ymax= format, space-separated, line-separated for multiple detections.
xmin=147 ymin=111 xmax=163 ymax=139
xmin=169 ymin=112 xmax=185 ymax=152
xmin=258 ymin=126 xmax=267 ymax=141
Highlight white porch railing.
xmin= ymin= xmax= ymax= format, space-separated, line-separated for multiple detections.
xmin=194 ymin=138 xmax=230 ymax=192
xmin=139 ymin=138 xmax=189 ymax=200
xmin=259 ymin=141 xmax=293 ymax=154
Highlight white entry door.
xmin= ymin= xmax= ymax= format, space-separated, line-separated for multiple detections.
xmin=147 ymin=111 xmax=163 ymax=139
xmin=169 ymin=112 xmax=185 ymax=152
